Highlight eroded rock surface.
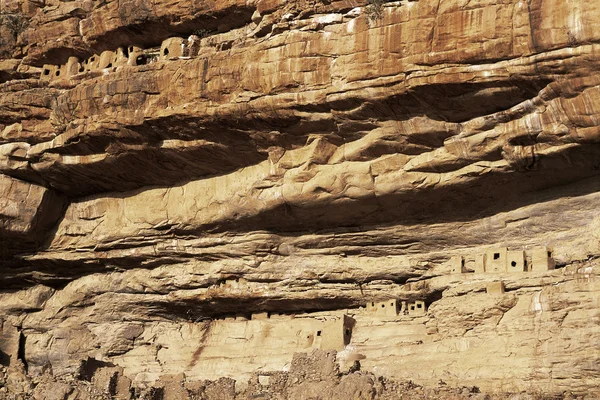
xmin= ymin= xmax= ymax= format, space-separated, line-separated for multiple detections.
xmin=1 ymin=0 xmax=599 ymax=398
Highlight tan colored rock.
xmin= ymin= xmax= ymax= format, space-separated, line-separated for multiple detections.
xmin=0 ymin=175 xmax=65 ymax=256
xmin=1 ymin=0 xmax=600 ymax=398
xmin=32 ymin=381 xmax=73 ymax=400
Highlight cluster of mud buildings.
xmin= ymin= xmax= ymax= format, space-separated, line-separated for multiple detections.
xmin=451 ymin=246 xmax=555 ymax=274
xmin=40 ymin=36 xmax=201 ymax=81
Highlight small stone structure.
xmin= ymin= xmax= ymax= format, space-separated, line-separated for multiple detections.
xmin=486 ymin=247 xmax=507 ymax=273
xmin=507 ymin=250 xmax=526 ymax=272
xmin=486 ymin=281 xmax=505 ymax=294
xmin=39 ymin=35 xmax=196 ymax=82
xmin=251 ymin=312 xmax=270 ymax=320
xmin=450 ymin=255 xmax=466 ymax=274
xmin=367 ymin=299 xmax=399 ymax=316
xmin=97 ymin=50 xmax=116 ymax=70
xmin=40 ymin=64 xmax=58 ymax=81
xmin=452 ymin=246 xmax=554 ymax=274
xmin=366 ymin=299 xmax=427 ymax=317
xmin=161 ymin=37 xmax=186 ymax=60
xmin=246 ymin=313 xmax=354 ymax=351
xmin=531 ymin=247 xmax=555 ymax=272
xmin=474 ymin=254 xmax=486 ymax=273
xmin=407 ymin=300 xmax=426 ymax=316
xmin=313 ymin=315 xmax=353 ymax=351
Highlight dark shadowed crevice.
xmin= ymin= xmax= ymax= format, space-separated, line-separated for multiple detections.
xmin=17 ymin=329 xmax=27 ymax=373
xmin=78 ymin=357 xmax=115 ymax=381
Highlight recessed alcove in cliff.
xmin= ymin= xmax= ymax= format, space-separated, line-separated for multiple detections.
xmin=389 ymin=80 xmax=554 ymax=124
xmin=25 ymin=2 xmax=253 ymax=67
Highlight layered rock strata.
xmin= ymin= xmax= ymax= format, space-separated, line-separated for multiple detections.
xmin=1 ymin=0 xmax=599 ymax=398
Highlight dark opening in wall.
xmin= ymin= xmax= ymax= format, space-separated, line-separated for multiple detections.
xmin=511 ymin=261 xmax=517 ymax=267
xmin=163 ymin=48 xmax=169 ymax=56
xmin=345 ymin=328 xmax=351 ymax=337
xmin=55 ymin=70 xmax=60 ymax=76
xmin=0 ymin=349 xmax=9 ymax=366
xmin=79 ymin=66 xmax=84 ymax=73
xmin=78 ymin=357 xmax=115 ymax=381
xmin=43 ymin=69 xmax=50 ymax=76
xmin=17 ymin=330 xmax=27 ymax=373
xmin=90 ymin=57 xmax=95 ymax=62
xmin=316 ymin=330 xmax=321 ymax=337
xmin=417 ymin=303 xmax=423 ymax=309
xmin=106 ymin=63 xmax=112 ymax=68
xmin=494 ymin=253 xmax=500 ymax=260
xmin=381 ymin=304 xmax=385 ymax=308
xmin=123 ymin=48 xmax=129 ymax=58
xmin=135 ymin=55 xmax=147 ymax=65
xmin=548 ymin=251 xmax=552 ymax=258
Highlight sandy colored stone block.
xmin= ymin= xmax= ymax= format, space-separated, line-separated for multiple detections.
xmin=486 ymin=281 xmax=505 ymax=295
xmin=531 ymin=247 xmax=555 ymax=272
xmin=252 ymin=312 xmax=269 ymax=320
xmin=450 ymin=255 xmax=465 ymax=274
xmin=474 ymin=254 xmax=486 ymax=273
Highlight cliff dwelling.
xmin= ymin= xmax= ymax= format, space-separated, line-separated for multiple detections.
xmin=452 ymin=246 xmax=555 ymax=274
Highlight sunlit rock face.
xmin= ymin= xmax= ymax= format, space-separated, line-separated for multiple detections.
xmin=1 ymin=0 xmax=600 ymax=398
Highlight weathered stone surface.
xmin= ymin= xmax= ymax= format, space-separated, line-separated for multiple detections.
xmin=0 ymin=174 xmax=65 ymax=259
xmin=1 ymin=0 xmax=600 ymax=398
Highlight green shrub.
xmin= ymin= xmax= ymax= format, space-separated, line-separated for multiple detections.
xmin=365 ymin=0 xmax=386 ymax=23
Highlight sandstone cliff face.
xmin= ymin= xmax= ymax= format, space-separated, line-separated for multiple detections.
xmin=1 ymin=0 xmax=599 ymax=398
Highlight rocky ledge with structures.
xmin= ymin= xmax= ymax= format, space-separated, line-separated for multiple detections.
xmin=1 ymin=0 xmax=600 ymax=399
